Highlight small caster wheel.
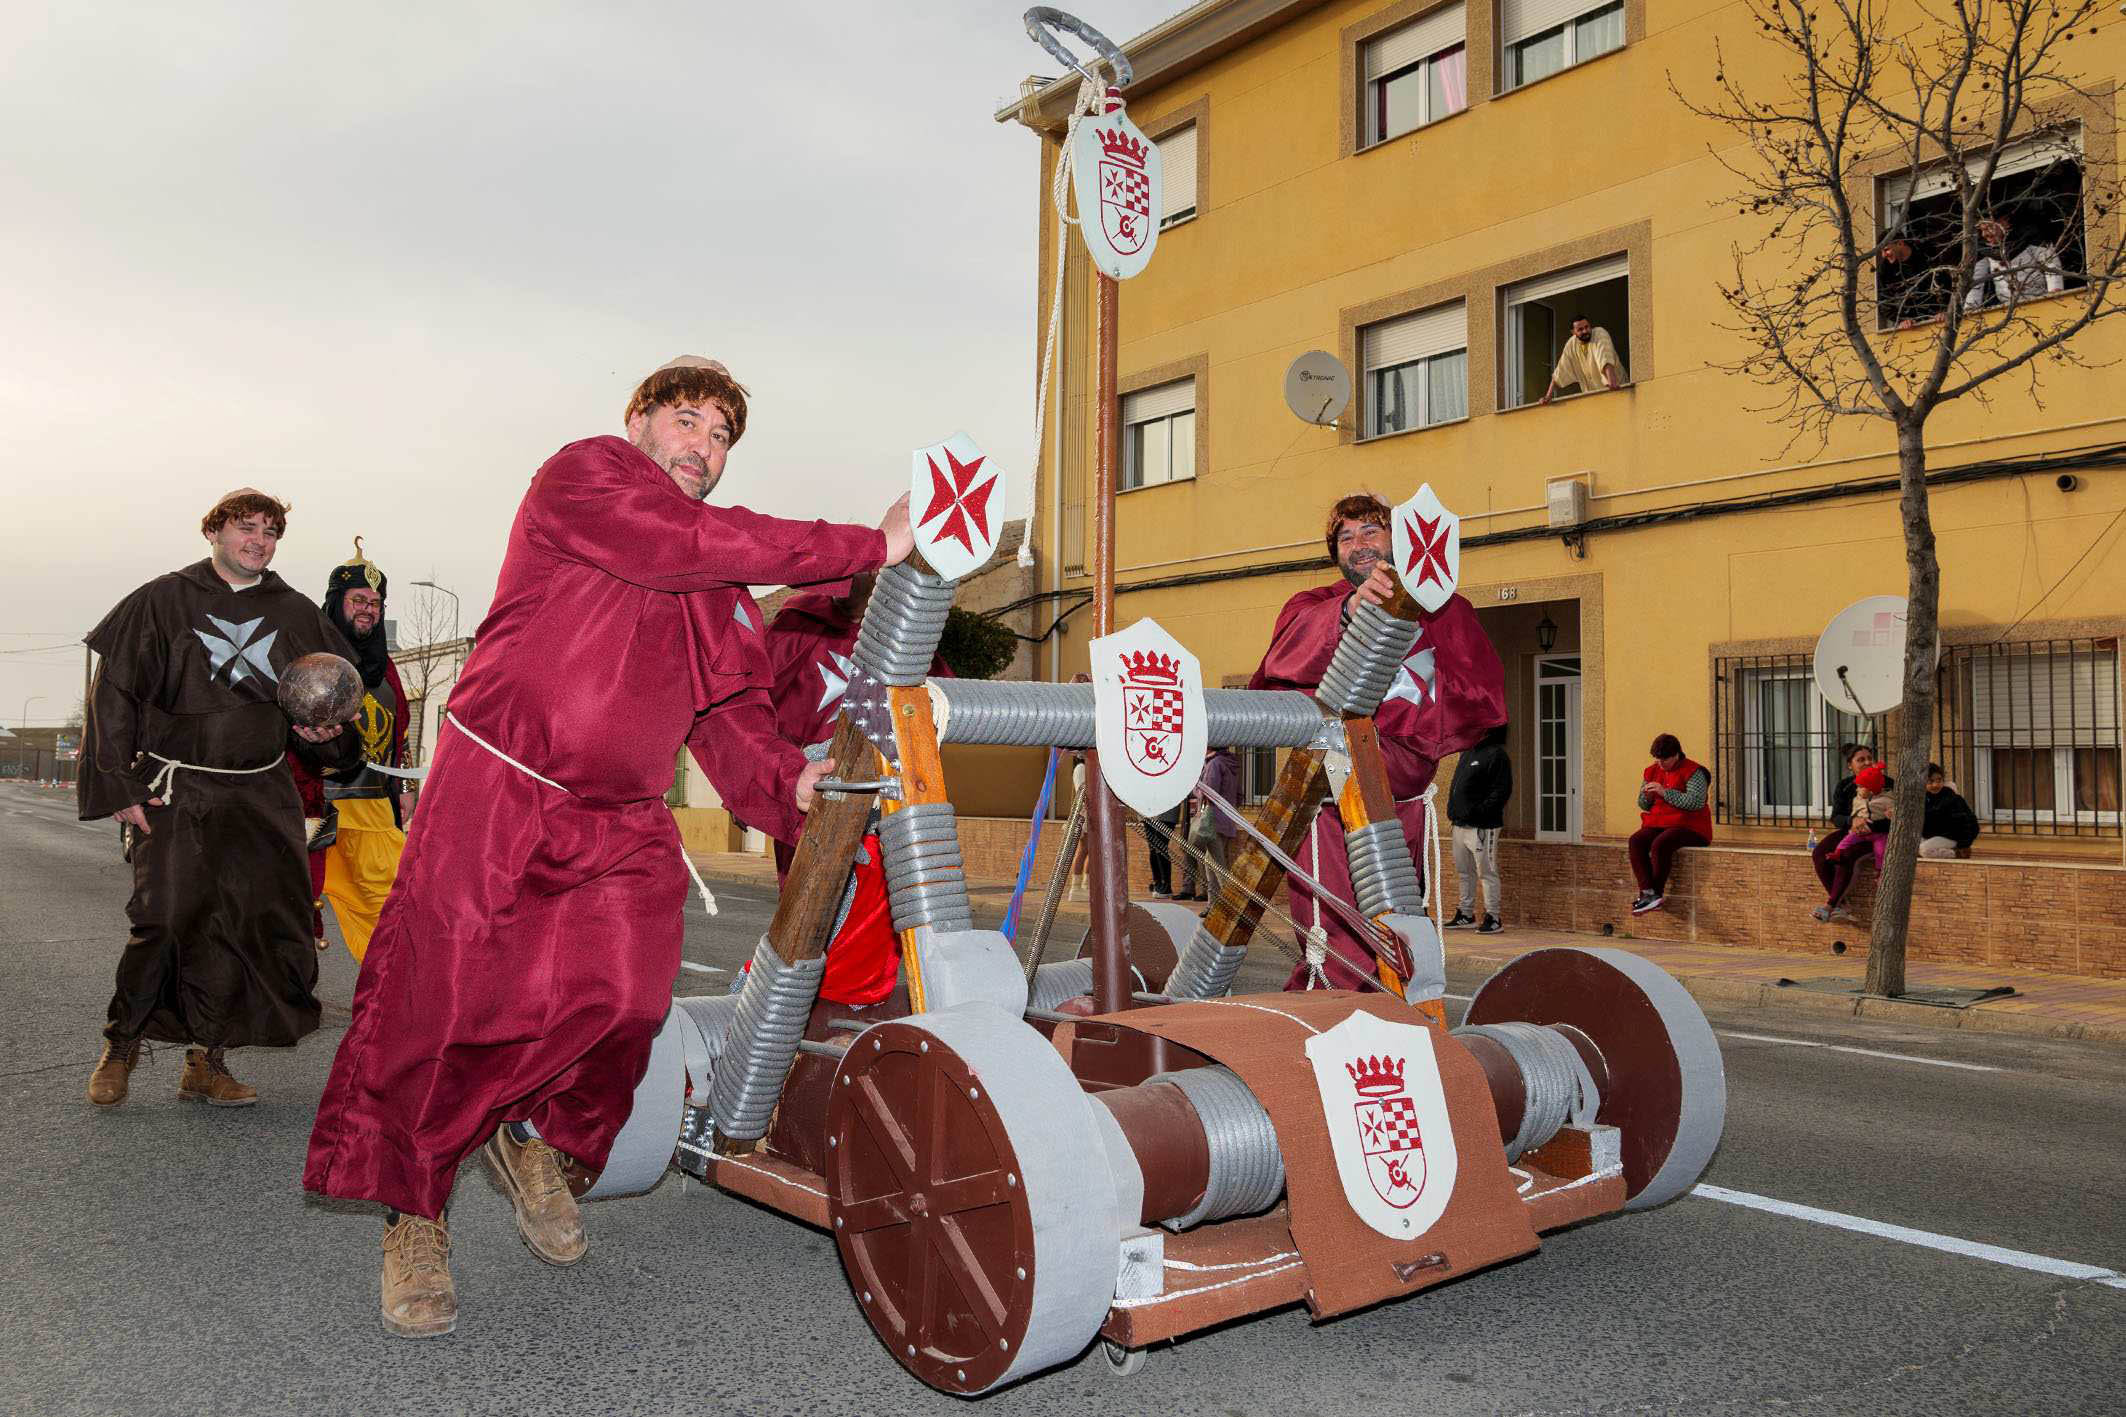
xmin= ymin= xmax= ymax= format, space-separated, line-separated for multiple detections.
xmin=1102 ymin=1339 xmax=1147 ymax=1377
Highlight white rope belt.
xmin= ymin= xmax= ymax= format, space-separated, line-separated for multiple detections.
xmin=143 ymin=752 xmax=281 ymax=806
xmin=444 ymin=711 xmax=717 ymax=916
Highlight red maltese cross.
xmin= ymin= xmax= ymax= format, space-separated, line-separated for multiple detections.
xmin=1402 ymin=513 xmax=1452 ymax=589
xmin=919 ymin=448 xmax=997 ymax=556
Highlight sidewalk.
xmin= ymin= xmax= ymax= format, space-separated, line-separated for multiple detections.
xmin=688 ymin=850 xmax=2126 ymax=1046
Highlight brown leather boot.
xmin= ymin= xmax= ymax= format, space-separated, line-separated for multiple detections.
xmin=86 ymin=1037 xmax=141 ymax=1106
xmin=482 ymin=1124 xmax=587 ymax=1265
xmin=177 ymin=1047 xmax=257 ymax=1107
xmin=380 ymin=1213 xmax=457 ymax=1339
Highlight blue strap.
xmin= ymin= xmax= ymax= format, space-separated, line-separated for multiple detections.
xmin=1001 ymin=748 xmax=1061 ymax=942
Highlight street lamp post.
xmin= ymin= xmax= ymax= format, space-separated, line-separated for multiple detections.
xmin=410 ymin=580 xmax=460 ymax=650
xmin=21 ymin=694 xmax=45 ymax=728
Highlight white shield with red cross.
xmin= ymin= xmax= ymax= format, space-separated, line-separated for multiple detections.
xmin=909 ymin=432 xmax=1004 ymax=583
xmin=1071 ymin=107 xmax=1162 ymax=281
xmin=1391 ymin=483 xmax=1461 ymax=614
xmin=1090 ymin=618 xmax=1204 ymax=818
xmin=1304 ymin=1009 xmax=1458 ymax=1240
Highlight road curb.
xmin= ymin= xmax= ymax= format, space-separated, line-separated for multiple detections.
xmin=1445 ymin=944 xmax=2122 ymax=1047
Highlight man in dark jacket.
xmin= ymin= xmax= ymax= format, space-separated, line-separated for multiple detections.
xmin=1445 ymin=724 xmax=1511 ymax=933
xmin=1920 ymin=763 xmax=1980 ymax=858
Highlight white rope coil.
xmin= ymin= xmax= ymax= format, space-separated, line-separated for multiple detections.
xmin=142 ymin=751 xmax=282 ymax=806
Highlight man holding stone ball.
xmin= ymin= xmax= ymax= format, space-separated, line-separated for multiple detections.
xmin=77 ymin=488 xmax=362 ymax=1108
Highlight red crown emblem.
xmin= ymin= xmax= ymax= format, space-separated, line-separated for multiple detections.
xmin=1345 ymin=1054 xmax=1406 ymax=1097
xmin=1120 ymin=649 xmax=1180 ymax=685
xmin=1098 ymin=127 xmax=1149 ymax=168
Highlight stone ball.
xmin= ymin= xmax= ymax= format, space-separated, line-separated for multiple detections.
xmin=278 ymin=653 xmax=363 ymax=727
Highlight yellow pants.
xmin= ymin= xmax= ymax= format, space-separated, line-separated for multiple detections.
xmin=322 ymin=799 xmax=406 ymax=964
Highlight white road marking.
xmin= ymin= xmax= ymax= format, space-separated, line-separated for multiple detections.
xmin=1694 ymin=1185 xmax=2126 ymax=1290
xmin=677 ymin=961 xmax=725 ymax=975
xmin=1717 ymin=1030 xmax=2000 ymax=1072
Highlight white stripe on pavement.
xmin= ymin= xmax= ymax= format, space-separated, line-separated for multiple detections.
xmin=1716 ymin=1030 xmax=2001 ymax=1072
xmin=677 ymin=961 xmax=725 ymax=975
xmin=1694 ymin=1185 xmax=2126 ymax=1290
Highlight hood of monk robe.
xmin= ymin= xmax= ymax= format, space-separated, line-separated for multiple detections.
xmin=763 ymin=587 xmax=956 ymax=751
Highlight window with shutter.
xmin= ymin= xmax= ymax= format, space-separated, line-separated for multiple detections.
xmin=1964 ymin=646 xmax=2121 ymax=825
xmin=1361 ymin=4 xmax=1467 ymax=147
xmin=1503 ymin=254 xmax=1631 ymax=406
xmin=1359 ymin=300 xmax=1468 ymax=437
xmin=1501 ymin=0 xmax=1624 ymax=91
xmin=1120 ymin=378 xmax=1197 ymax=490
xmin=1157 ymin=123 xmax=1197 ymax=227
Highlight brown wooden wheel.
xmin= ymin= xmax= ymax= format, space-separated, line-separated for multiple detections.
xmin=826 ymin=1006 xmax=1119 ymax=1394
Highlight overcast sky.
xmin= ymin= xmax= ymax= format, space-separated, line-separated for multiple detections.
xmin=0 ymin=0 xmax=1179 ymax=729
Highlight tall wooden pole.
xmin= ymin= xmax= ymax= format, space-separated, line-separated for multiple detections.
xmin=1086 ymin=271 xmax=1131 ymax=1015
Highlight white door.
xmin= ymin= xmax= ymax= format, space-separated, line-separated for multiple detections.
xmin=1535 ymin=655 xmax=1583 ymax=842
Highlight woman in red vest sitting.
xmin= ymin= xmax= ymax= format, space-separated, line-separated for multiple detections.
xmin=1629 ymin=733 xmax=1713 ymax=915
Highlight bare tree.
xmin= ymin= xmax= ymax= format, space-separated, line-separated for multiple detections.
xmin=392 ymin=587 xmax=458 ymax=765
xmin=1678 ymin=0 xmax=2125 ymax=995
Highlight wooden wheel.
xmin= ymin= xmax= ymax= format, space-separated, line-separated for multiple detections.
xmin=827 ymin=1006 xmax=1119 ymax=1394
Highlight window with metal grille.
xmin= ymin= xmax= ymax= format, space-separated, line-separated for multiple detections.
xmin=1712 ymin=653 xmax=1890 ymax=829
xmin=1937 ymin=639 xmax=2120 ymax=836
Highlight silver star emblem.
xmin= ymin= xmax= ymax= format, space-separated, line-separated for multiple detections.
xmin=1383 ymin=643 xmax=1435 ymax=710
xmin=815 ymin=649 xmax=856 ymax=713
xmin=194 ymin=614 xmax=280 ymax=686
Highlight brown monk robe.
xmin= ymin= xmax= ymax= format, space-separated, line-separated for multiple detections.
xmin=80 ymin=559 xmax=360 ymax=1060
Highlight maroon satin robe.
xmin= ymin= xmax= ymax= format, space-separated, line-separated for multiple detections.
xmin=1247 ymin=581 xmax=1505 ymax=990
xmin=304 ymin=436 xmax=884 ymax=1218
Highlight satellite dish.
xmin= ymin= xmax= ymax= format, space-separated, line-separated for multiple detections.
xmin=1283 ymin=350 xmax=1351 ymax=427
xmin=1813 ymin=596 xmax=1927 ymax=716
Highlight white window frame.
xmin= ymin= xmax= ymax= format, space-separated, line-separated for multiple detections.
xmin=1120 ymin=378 xmax=1196 ymax=491
xmin=1501 ymin=0 xmax=1625 ymax=92
xmin=1736 ymin=668 xmax=1877 ymax=821
xmin=1966 ymin=648 xmax=2121 ymax=826
xmin=1156 ymin=123 xmax=1198 ymax=229
xmin=1361 ymin=4 xmax=1468 ymax=148
xmin=1361 ymin=300 xmax=1468 ymax=438
xmin=1503 ymin=254 xmax=1628 ymax=406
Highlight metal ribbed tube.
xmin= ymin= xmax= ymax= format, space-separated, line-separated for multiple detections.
xmin=878 ymin=801 xmax=974 ymax=933
xmin=850 ymin=561 xmax=956 ymax=686
xmin=1344 ymin=818 xmax=1424 ymax=919
xmin=1314 ymin=598 xmax=1422 ymax=717
xmin=929 ymin=681 xmax=1326 ymax=750
xmin=709 ymin=938 xmax=828 ymax=1143
xmin=1164 ymin=919 xmax=1247 ymax=1000
xmin=1027 ymin=957 xmax=1146 ymax=1012
xmin=1145 ymin=1066 xmax=1285 ymax=1230
xmin=1452 ymin=1021 xmax=1600 ymax=1162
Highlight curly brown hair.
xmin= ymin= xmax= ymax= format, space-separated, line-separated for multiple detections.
xmin=624 ymin=365 xmax=750 ymax=446
xmin=1324 ymin=492 xmax=1391 ymax=562
xmin=201 ymin=490 xmax=290 ymax=538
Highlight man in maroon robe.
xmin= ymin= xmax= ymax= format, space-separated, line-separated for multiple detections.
xmin=304 ymin=357 xmax=914 ymax=1339
xmin=1247 ymin=493 xmax=1505 ymax=990
xmin=761 ymin=576 xmax=951 ymax=1006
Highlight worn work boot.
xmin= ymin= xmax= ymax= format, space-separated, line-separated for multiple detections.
xmin=380 ymin=1213 xmax=457 ymax=1339
xmin=177 ymin=1047 xmax=257 ymax=1107
xmin=86 ymin=1037 xmax=141 ymax=1106
xmin=482 ymin=1124 xmax=587 ymax=1265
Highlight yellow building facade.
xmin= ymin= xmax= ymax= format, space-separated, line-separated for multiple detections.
xmin=1004 ymin=0 xmax=2126 ymax=873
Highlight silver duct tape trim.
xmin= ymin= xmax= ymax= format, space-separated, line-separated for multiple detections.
xmin=850 ymin=561 xmax=956 ymax=686
xmin=1026 ymin=957 xmax=1146 ymax=1012
xmin=708 ymin=938 xmax=828 ymax=1143
xmin=879 ymin=800 xmax=974 ymax=933
xmin=1145 ymin=1066 xmax=1285 ymax=1230
xmin=1314 ymin=598 xmax=1422 ymax=717
xmin=1164 ymin=919 xmax=1247 ymax=1000
xmin=1344 ymin=818 xmax=1425 ymax=919
xmin=1451 ymin=1021 xmax=1598 ymax=1163
xmin=928 ymin=680 xmax=1327 ymax=750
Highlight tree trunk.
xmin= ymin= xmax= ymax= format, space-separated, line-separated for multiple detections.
xmin=1865 ymin=417 xmax=1941 ymax=998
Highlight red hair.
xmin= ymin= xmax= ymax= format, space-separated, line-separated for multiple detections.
xmin=624 ymin=365 xmax=749 ymax=446
xmin=201 ymin=491 xmax=290 ymax=538
xmin=1324 ymin=493 xmax=1390 ymax=561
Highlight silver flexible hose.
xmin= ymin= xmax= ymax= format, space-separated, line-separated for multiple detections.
xmin=1314 ymin=598 xmax=1422 ymax=717
xmin=1451 ymin=1021 xmax=1601 ymax=1162
xmin=1144 ymin=1066 xmax=1285 ymax=1229
xmin=709 ymin=938 xmax=829 ymax=1143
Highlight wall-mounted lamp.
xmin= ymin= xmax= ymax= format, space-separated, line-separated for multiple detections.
xmin=1536 ymin=614 xmax=1559 ymax=653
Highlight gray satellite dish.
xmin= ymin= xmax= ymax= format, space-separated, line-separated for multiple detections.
xmin=1283 ymin=350 xmax=1351 ymax=427
xmin=1813 ymin=595 xmax=1926 ymax=716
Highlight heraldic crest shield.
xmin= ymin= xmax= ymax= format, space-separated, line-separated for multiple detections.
xmin=1303 ymin=1009 xmax=1459 ymax=1240
xmin=907 ymin=432 xmax=1004 ymax=583
xmin=1090 ymin=617 xmax=1205 ymax=818
xmin=1070 ymin=106 xmax=1162 ymax=281
xmin=1390 ymin=483 xmax=1462 ymax=615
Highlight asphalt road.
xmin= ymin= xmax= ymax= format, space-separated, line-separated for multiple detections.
xmin=4 ymin=779 xmax=2122 ymax=1416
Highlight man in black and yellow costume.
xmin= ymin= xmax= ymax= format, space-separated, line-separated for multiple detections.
xmin=289 ymin=540 xmax=413 ymax=963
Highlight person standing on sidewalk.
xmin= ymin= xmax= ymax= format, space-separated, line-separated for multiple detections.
xmin=1445 ymin=724 xmax=1511 ymax=934
xmin=303 ymin=356 xmax=913 ymax=1340
xmin=79 ymin=489 xmax=360 ymax=1109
